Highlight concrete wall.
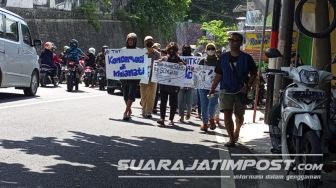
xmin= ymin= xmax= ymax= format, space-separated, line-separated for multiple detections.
xmin=3 ymin=7 xmax=145 ymax=54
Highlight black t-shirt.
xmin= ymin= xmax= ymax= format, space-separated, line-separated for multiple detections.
xmin=215 ymin=53 xmax=256 ymax=75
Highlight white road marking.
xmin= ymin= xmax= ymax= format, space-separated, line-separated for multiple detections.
xmin=214 ymin=128 xmax=236 ymax=188
xmin=0 ymin=94 xmax=106 ymax=110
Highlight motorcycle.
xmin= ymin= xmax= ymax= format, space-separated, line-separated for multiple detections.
xmin=97 ymin=67 xmax=106 ymax=90
xmin=59 ymin=64 xmax=67 ymax=84
xmin=267 ymin=66 xmax=333 ymax=188
xmin=66 ymin=61 xmax=80 ymax=92
xmin=40 ymin=64 xmax=59 ymax=87
xmin=83 ymin=66 xmax=95 ymax=87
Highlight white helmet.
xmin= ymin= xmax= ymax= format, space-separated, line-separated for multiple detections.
xmin=64 ymin=45 xmax=70 ymax=51
xmin=88 ymin=47 xmax=96 ymax=54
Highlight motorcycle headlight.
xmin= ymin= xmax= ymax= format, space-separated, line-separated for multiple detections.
xmin=299 ymin=70 xmax=319 ymax=86
xmin=287 ymin=98 xmax=301 ymax=108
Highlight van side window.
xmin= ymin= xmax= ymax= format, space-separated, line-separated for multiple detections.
xmin=0 ymin=15 xmax=4 ymax=38
xmin=5 ymin=18 xmax=19 ymax=42
xmin=21 ymin=24 xmax=32 ymax=45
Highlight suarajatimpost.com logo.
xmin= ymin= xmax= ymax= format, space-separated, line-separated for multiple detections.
xmin=117 ymin=157 xmax=323 ymax=180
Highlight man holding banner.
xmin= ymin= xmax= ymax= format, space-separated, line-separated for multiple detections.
xmin=140 ymin=36 xmax=161 ymax=118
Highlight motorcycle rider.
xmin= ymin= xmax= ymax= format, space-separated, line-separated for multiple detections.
xmin=95 ymin=45 xmax=108 ymax=69
xmin=60 ymin=45 xmax=70 ymax=66
xmin=65 ymin=39 xmax=87 ymax=79
xmin=51 ymin=44 xmax=61 ymax=79
xmin=39 ymin=42 xmax=57 ymax=84
xmin=85 ymin=47 xmax=97 ymax=87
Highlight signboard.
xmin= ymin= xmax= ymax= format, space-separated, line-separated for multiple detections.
xmin=151 ymin=61 xmax=186 ymax=87
xmin=105 ymin=49 xmax=149 ymax=80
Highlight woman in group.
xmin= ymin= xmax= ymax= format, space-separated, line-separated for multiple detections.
xmin=178 ymin=44 xmax=194 ymax=122
xmin=157 ymin=42 xmax=184 ymax=126
xmin=198 ymin=43 xmax=219 ymax=131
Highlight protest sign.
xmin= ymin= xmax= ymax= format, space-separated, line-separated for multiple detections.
xmin=151 ymin=61 xmax=186 ymax=87
xmin=180 ymin=56 xmax=203 ymax=87
xmin=105 ymin=49 xmax=149 ymax=80
xmin=193 ymin=65 xmax=219 ymax=91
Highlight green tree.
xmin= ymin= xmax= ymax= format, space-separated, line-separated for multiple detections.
xmin=124 ymin=0 xmax=191 ymax=40
xmin=197 ymin=20 xmax=236 ymax=48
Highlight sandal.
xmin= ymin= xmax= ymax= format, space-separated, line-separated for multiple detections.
xmin=224 ymin=142 xmax=235 ymax=147
xmin=186 ymin=113 xmax=191 ymax=120
xmin=200 ymin=124 xmax=208 ymax=132
xmin=209 ymin=119 xmax=216 ymax=130
xmin=122 ymin=115 xmax=130 ymax=121
xmin=157 ymin=120 xmax=165 ymax=126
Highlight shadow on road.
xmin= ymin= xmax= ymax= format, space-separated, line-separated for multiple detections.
xmin=0 ymin=92 xmax=40 ymax=104
xmin=0 ymin=131 xmax=222 ymax=188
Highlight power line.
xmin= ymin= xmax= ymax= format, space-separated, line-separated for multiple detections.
xmin=191 ymin=3 xmax=240 ymax=19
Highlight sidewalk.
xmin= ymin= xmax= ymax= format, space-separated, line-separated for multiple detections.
xmin=236 ymin=109 xmax=272 ymax=155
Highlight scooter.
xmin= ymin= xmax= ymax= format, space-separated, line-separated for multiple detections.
xmin=59 ymin=64 xmax=67 ymax=84
xmin=267 ymin=66 xmax=333 ymax=188
xmin=40 ymin=64 xmax=59 ymax=87
xmin=83 ymin=66 xmax=95 ymax=87
xmin=66 ymin=61 xmax=80 ymax=92
xmin=97 ymin=67 xmax=106 ymax=90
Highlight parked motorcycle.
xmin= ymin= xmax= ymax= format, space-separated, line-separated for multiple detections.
xmin=97 ymin=67 xmax=106 ymax=90
xmin=66 ymin=61 xmax=80 ymax=92
xmin=83 ymin=66 xmax=95 ymax=87
xmin=267 ymin=66 xmax=333 ymax=188
xmin=40 ymin=64 xmax=59 ymax=87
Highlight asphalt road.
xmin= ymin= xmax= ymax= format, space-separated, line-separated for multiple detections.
xmin=0 ymin=85 xmax=302 ymax=188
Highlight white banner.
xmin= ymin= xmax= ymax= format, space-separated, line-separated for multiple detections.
xmin=193 ymin=65 xmax=219 ymax=91
xmin=151 ymin=61 xmax=186 ymax=87
xmin=105 ymin=49 xmax=149 ymax=80
xmin=181 ymin=56 xmax=203 ymax=87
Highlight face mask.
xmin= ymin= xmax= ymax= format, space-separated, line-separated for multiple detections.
xmin=207 ymin=50 xmax=215 ymax=56
xmin=146 ymin=41 xmax=154 ymax=48
xmin=169 ymin=51 xmax=176 ymax=57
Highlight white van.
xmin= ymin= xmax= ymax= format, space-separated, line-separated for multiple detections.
xmin=0 ymin=8 xmax=41 ymax=96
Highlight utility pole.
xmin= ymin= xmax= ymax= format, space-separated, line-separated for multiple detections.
xmin=265 ymin=0 xmax=281 ymax=123
xmin=315 ymin=0 xmax=332 ymax=120
xmin=275 ymin=0 xmax=295 ymax=102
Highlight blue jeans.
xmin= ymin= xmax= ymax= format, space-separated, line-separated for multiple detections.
xmin=198 ymin=89 xmax=219 ymax=124
xmin=178 ymin=88 xmax=194 ymax=116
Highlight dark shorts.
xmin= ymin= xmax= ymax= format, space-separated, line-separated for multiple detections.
xmin=219 ymin=92 xmax=246 ymax=117
xmin=121 ymin=82 xmax=138 ymax=102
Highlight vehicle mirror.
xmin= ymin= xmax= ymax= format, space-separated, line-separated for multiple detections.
xmin=265 ymin=48 xmax=282 ymax=58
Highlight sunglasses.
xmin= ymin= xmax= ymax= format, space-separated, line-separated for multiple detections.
xmin=207 ymin=48 xmax=215 ymax=51
xmin=228 ymin=38 xmax=241 ymax=42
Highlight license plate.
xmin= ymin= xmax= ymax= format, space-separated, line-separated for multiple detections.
xmin=292 ymin=91 xmax=325 ymax=100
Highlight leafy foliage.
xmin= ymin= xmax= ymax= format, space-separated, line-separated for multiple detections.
xmin=79 ymin=2 xmax=101 ymax=31
xmin=124 ymin=0 xmax=191 ymax=40
xmin=197 ymin=20 xmax=237 ymax=48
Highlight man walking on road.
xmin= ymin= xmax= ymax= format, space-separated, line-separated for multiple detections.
xmin=209 ymin=33 xmax=257 ymax=147
xmin=140 ymin=36 xmax=161 ymax=118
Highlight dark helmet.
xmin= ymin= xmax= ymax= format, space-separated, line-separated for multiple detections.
xmin=69 ymin=39 xmax=78 ymax=48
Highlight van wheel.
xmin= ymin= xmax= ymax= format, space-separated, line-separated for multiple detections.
xmin=24 ymin=71 xmax=39 ymax=96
